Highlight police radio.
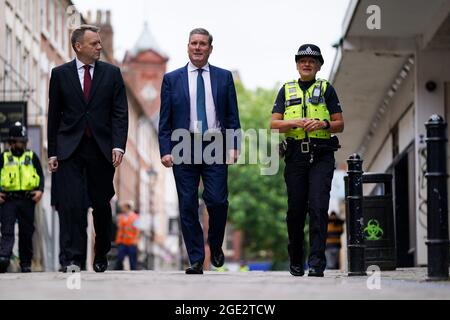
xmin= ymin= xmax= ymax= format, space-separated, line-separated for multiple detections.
xmin=310 ymin=81 xmax=322 ymax=105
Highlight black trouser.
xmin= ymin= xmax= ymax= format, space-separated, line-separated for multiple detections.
xmin=55 ymin=136 xmax=115 ymax=264
xmin=0 ymin=196 xmax=35 ymax=266
xmin=284 ymin=144 xmax=335 ymax=271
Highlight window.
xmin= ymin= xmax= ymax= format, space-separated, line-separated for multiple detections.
xmin=49 ymin=0 xmax=55 ymax=41
xmin=24 ymin=0 xmax=31 ymax=25
xmin=16 ymin=38 xmax=21 ymax=87
xmin=5 ymin=27 xmax=13 ymax=94
xmin=32 ymin=59 xmax=38 ymax=104
xmin=56 ymin=3 xmax=62 ymax=48
xmin=6 ymin=27 xmax=12 ymax=64
xmin=62 ymin=13 xmax=68 ymax=55
xmin=40 ymin=0 xmax=47 ymax=32
xmin=23 ymin=49 xmax=29 ymax=85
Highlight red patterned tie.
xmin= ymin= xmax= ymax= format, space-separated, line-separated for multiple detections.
xmin=83 ymin=65 xmax=92 ymax=138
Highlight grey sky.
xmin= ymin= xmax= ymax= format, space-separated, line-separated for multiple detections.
xmin=73 ymin=0 xmax=350 ymax=89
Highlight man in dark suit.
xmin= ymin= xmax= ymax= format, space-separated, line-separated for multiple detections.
xmin=159 ymin=28 xmax=241 ymax=274
xmin=47 ymin=25 xmax=128 ymax=273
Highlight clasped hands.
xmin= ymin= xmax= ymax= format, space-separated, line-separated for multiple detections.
xmin=292 ymin=118 xmax=326 ymax=132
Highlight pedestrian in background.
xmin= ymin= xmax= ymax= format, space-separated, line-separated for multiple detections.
xmin=115 ymin=200 xmax=140 ymax=270
xmin=0 ymin=122 xmax=44 ymax=273
xmin=325 ymin=211 xmax=344 ymax=270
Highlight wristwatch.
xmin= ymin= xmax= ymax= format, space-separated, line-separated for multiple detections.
xmin=323 ymin=120 xmax=331 ymax=130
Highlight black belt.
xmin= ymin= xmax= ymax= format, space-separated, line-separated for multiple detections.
xmin=286 ymin=137 xmax=340 ymax=154
xmin=5 ymin=191 xmax=33 ymax=199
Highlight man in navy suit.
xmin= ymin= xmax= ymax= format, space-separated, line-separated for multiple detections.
xmin=47 ymin=25 xmax=128 ymax=273
xmin=159 ymin=28 xmax=240 ymax=274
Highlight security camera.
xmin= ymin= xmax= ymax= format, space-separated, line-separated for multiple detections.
xmin=425 ymin=81 xmax=437 ymax=92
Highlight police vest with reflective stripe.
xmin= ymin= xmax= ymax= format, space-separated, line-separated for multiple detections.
xmin=283 ymin=79 xmax=331 ymax=140
xmin=0 ymin=151 xmax=40 ymax=191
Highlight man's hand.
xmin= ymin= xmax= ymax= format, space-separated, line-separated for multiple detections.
xmin=31 ymin=191 xmax=43 ymax=203
xmin=0 ymin=192 xmax=6 ymax=204
xmin=303 ymin=119 xmax=325 ymax=132
xmin=227 ymin=149 xmax=240 ymax=165
xmin=112 ymin=150 xmax=124 ymax=167
xmin=48 ymin=158 xmax=58 ymax=173
xmin=161 ymin=154 xmax=174 ymax=168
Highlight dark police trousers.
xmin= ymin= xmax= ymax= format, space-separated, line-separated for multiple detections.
xmin=0 ymin=195 xmax=35 ymax=267
xmin=284 ymin=143 xmax=335 ymax=271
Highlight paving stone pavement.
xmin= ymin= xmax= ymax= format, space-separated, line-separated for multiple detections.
xmin=0 ymin=268 xmax=449 ymax=300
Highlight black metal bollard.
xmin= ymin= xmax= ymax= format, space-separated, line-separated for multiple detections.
xmin=346 ymin=154 xmax=367 ymax=276
xmin=425 ymin=114 xmax=449 ymax=281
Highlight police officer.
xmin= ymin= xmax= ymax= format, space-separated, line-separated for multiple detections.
xmin=0 ymin=122 xmax=44 ymax=273
xmin=270 ymin=44 xmax=344 ymax=277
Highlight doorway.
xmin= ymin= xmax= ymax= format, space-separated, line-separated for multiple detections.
xmin=394 ymin=153 xmax=414 ymax=267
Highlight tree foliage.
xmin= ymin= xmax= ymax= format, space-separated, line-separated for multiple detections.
xmin=228 ymin=82 xmax=289 ymax=265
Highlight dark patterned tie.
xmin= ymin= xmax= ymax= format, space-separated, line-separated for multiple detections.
xmin=83 ymin=65 xmax=92 ymax=137
xmin=196 ymin=69 xmax=208 ymax=134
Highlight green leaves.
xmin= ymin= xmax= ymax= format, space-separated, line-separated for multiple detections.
xmin=228 ymin=82 xmax=289 ymax=265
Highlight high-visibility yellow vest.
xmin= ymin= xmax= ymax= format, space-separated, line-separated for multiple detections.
xmin=0 ymin=151 xmax=40 ymax=191
xmin=283 ymin=79 xmax=331 ymax=140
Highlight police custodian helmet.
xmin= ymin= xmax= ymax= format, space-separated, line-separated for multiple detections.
xmin=295 ymin=44 xmax=324 ymax=65
xmin=9 ymin=121 xmax=28 ymax=141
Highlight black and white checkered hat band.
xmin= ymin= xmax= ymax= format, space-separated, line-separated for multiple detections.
xmin=297 ymin=50 xmax=321 ymax=56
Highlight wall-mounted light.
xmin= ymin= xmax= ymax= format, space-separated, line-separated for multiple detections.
xmin=425 ymin=81 xmax=437 ymax=92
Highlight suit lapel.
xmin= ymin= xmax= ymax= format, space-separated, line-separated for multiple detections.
xmin=88 ymin=61 xmax=105 ymax=103
xmin=67 ymin=60 xmax=86 ymax=105
xmin=180 ymin=64 xmax=189 ymax=105
xmin=209 ymin=65 xmax=219 ymax=109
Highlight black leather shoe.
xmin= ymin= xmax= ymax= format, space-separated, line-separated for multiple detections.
xmin=308 ymin=267 xmax=324 ymax=277
xmin=289 ymin=265 xmax=304 ymax=277
xmin=20 ymin=265 xmax=32 ymax=273
xmin=93 ymin=256 xmax=108 ymax=273
xmin=0 ymin=257 xmax=10 ymax=273
xmin=210 ymin=246 xmax=225 ymax=268
xmin=185 ymin=262 xmax=203 ymax=274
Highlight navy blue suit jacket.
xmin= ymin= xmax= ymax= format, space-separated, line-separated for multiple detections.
xmin=158 ymin=64 xmax=241 ymax=157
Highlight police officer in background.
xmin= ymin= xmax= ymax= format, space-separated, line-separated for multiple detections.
xmin=270 ymin=44 xmax=344 ymax=277
xmin=0 ymin=122 xmax=44 ymax=273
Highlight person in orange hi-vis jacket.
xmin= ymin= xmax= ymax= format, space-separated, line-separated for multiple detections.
xmin=115 ymin=200 xmax=140 ymax=270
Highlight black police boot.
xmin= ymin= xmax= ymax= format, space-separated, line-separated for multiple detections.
xmin=0 ymin=257 xmax=10 ymax=273
xmin=289 ymin=265 xmax=305 ymax=277
xmin=20 ymin=263 xmax=32 ymax=273
xmin=308 ymin=267 xmax=324 ymax=277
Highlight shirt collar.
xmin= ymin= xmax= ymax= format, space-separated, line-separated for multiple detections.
xmin=76 ymin=57 xmax=95 ymax=70
xmin=188 ymin=61 xmax=209 ymax=72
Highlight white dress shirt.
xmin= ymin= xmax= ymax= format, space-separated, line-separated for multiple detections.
xmin=75 ymin=58 xmax=95 ymax=90
xmin=187 ymin=62 xmax=220 ymax=133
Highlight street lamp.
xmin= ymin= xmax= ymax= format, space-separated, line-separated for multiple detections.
xmin=146 ymin=168 xmax=157 ymax=270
